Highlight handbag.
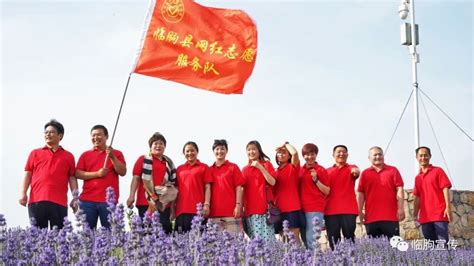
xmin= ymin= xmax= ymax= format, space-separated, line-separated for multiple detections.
xmin=146 ymin=182 xmax=178 ymax=213
xmin=265 ymin=185 xmax=282 ymax=225
xmin=155 ymin=182 xmax=178 ymax=206
xmin=143 ymin=154 xmax=178 ymax=213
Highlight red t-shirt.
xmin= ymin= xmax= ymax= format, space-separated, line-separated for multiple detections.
xmin=357 ymin=164 xmax=404 ymax=224
xmin=413 ymin=165 xmax=452 ymax=224
xmin=175 ymin=160 xmax=212 ymax=217
xmin=242 ymin=161 xmax=277 ymax=216
xmin=132 ymin=155 xmax=167 ymax=206
xmin=274 ymin=163 xmax=301 ymax=212
xmin=325 ymin=163 xmax=359 ymax=215
xmin=209 ymin=161 xmax=245 ymax=217
xmin=76 ymin=147 xmax=126 ymax=203
xmin=299 ymin=163 xmax=329 ymax=212
xmin=25 ymin=146 xmax=75 ymax=207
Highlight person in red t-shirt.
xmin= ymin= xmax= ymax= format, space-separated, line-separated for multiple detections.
xmin=175 ymin=141 xmax=212 ymax=233
xmin=208 ymin=139 xmax=245 ymax=234
xmin=19 ymin=119 xmax=78 ymax=229
xmin=76 ymin=125 xmax=127 ymax=229
xmin=299 ymin=143 xmax=330 ymax=250
xmin=273 ymin=142 xmax=304 ymax=245
xmin=357 ymin=146 xmax=405 ymax=239
xmin=413 ymin=146 xmax=452 ymax=244
xmin=126 ymin=132 xmax=175 ymax=233
xmin=325 ymin=145 xmax=360 ymax=250
xmin=242 ymin=140 xmax=277 ymax=241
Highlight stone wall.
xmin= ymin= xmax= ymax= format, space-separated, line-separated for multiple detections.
xmin=352 ymin=190 xmax=474 ymax=246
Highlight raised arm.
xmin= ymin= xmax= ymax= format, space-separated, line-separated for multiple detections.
xmin=285 ymin=143 xmax=300 ymax=167
xmin=311 ymin=169 xmax=330 ymax=195
xmin=315 ymin=180 xmax=330 ymax=195
xmin=252 ymin=161 xmax=276 ymax=186
xmin=75 ymin=168 xmax=107 ymax=180
xmin=107 ymin=147 xmax=126 ymax=176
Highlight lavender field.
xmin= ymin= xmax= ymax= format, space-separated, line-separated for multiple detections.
xmin=1 ymin=189 xmax=472 ymax=265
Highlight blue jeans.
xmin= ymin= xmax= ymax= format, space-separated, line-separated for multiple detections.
xmin=80 ymin=201 xmax=111 ymax=229
xmin=304 ymin=212 xmax=324 ymax=250
xmin=421 ymin=222 xmax=449 ymax=243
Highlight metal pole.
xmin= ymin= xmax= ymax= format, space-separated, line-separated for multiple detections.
xmin=103 ymin=73 xmax=132 ymax=168
xmin=409 ymin=0 xmax=420 ymax=174
xmin=409 ymin=0 xmax=420 ymax=149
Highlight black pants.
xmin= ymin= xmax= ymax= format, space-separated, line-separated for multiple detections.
xmin=174 ymin=213 xmax=208 ymax=233
xmin=137 ymin=205 xmax=148 ymax=219
xmin=324 ymin=214 xmax=356 ymax=250
xmin=175 ymin=213 xmax=195 ymax=233
xmin=421 ymin=222 xmax=449 ymax=243
xmin=136 ymin=205 xmax=172 ymax=234
xmin=28 ymin=201 xmax=67 ymax=229
xmin=365 ymin=221 xmax=399 ymax=239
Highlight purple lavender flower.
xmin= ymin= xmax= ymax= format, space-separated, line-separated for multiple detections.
xmin=110 ymin=203 xmax=126 ymax=250
xmin=0 ymin=214 xmax=6 ymax=259
xmin=0 ymin=214 xmax=6 ymax=238
xmin=217 ymin=230 xmax=233 ymax=264
xmin=123 ymin=214 xmax=143 ymax=264
xmin=311 ymin=216 xmax=322 ymax=263
xmin=92 ymin=227 xmax=111 ymax=264
xmin=107 ymin=256 xmax=120 ymax=266
xmin=4 ymin=229 xmax=18 ymax=264
xmin=0 ymin=212 xmax=473 ymax=265
xmin=76 ymin=256 xmax=94 ymax=265
xmin=106 ymin=186 xmax=117 ymax=210
xmin=36 ymin=229 xmax=57 ymax=265
xmin=150 ymin=211 xmax=163 ymax=236
xmin=126 ymin=204 xmax=135 ymax=229
xmin=76 ymin=217 xmax=94 ymax=259
xmin=74 ymin=205 xmax=89 ymax=229
xmin=55 ymin=217 xmax=75 ymax=264
xmin=106 ymin=186 xmax=117 ymax=225
xmin=29 ymin=217 xmax=37 ymax=227
xmin=57 ymin=225 xmax=70 ymax=265
xmin=190 ymin=203 xmax=204 ymax=233
xmin=142 ymin=211 xmax=152 ymax=235
xmin=170 ymin=232 xmax=190 ymax=264
xmin=188 ymin=202 xmax=205 ymax=259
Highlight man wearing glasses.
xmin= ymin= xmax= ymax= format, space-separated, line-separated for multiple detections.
xmin=19 ymin=119 xmax=78 ymax=229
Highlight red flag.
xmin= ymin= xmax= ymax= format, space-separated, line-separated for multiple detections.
xmin=133 ymin=0 xmax=258 ymax=94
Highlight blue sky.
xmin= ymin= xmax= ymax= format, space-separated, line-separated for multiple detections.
xmin=1 ymin=0 xmax=472 ymax=228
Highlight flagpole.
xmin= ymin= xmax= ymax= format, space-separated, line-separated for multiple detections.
xmin=101 ymin=0 xmax=154 ymax=168
xmin=103 ymin=73 xmax=132 ymax=168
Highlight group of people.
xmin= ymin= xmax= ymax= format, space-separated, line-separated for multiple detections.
xmin=20 ymin=119 xmax=453 ymax=250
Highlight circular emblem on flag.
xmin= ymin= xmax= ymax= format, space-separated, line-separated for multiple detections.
xmin=161 ymin=0 xmax=185 ymax=23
